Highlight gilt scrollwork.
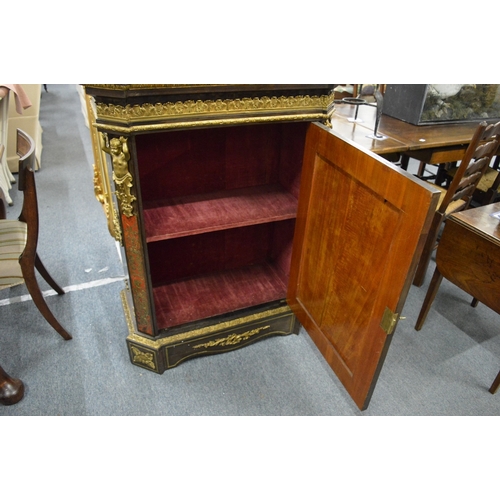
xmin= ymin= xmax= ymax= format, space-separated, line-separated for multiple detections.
xmin=100 ymin=134 xmax=136 ymax=218
xmin=85 ymin=92 xmax=123 ymax=243
xmin=93 ymin=162 xmax=105 ymax=205
xmin=112 ymin=209 xmax=123 ymax=244
xmin=194 ymin=326 xmax=271 ymax=349
xmin=92 ymin=162 xmax=123 ymax=244
xmin=130 ymin=346 xmax=156 ymax=370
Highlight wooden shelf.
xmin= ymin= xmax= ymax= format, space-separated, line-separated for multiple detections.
xmin=153 ymin=262 xmax=288 ymax=330
xmin=143 ymin=184 xmax=298 ymax=243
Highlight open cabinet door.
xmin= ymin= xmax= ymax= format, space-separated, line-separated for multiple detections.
xmin=288 ymin=123 xmax=440 ymax=410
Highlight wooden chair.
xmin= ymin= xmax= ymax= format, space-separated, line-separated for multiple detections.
xmin=446 ymin=122 xmax=500 ymax=206
xmin=413 ymin=121 xmax=500 ymax=287
xmin=0 ymin=129 xmax=71 ymax=340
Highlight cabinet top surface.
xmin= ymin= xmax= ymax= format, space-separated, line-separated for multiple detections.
xmin=83 ymin=84 xmax=335 ymax=92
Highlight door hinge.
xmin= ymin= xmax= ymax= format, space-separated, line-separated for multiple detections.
xmin=380 ymin=307 xmax=399 ymax=336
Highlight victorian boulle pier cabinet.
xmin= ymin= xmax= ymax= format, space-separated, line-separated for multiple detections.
xmin=83 ymin=84 xmax=438 ymax=410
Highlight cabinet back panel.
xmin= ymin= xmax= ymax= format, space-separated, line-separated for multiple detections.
xmin=135 ymin=123 xmax=307 ymax=203
xmin=224 ymin=125 xmax=281 ymax=189
xmin=148 ymin=221 xmax=294 ymax=287
xmin=136 ymin=128 xmax=226 ymax=201
xmin=148 ymin=225 xmax=271 ymax=286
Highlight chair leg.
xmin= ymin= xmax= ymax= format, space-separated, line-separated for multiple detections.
xmin=417 ymin=161 xmax=427 ymax=177
xmin=435 ymin=163 xmax=450 ymax=186
xmin=400 ymin=154 xmax=409 ymax=171
xmin=413 ymin=215 xmax=442 ymax=287
xmin=415 ymin=267 xmax=443 ymax=331
xmin=489 ymin=370 xmax=500 ymax=394
xmin=35 ymin=254 xmax=65 ymax=295
xmin=20 ymin=257 xmax=72 ymax=340
xmin=0 ymin=364 xmax=24 ymax=406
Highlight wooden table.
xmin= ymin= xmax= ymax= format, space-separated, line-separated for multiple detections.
xmin=0 ymin=363 xmax=24 ymax=405
xmin=436 ymin=202 xmax=500 ymax=313
xmin=415 ymin=202 xmax=500 ymax=393
xmin=332 ymin=102 xmax=479 ymax=158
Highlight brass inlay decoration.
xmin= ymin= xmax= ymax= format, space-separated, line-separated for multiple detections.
xmin=126 ymin=305 xmax=292 ymax=347
xmin=121 ymin=288 xmax=136 ymax=336
xmin=194 ymin=326 xmax=271 ymax=349
xmin=380 ymin=307 xmax=399 ymax=336
xmin=130 ymin=345 xmax=156 ymax=370
xmin=100 ymin=134 xmax=136 ymax=218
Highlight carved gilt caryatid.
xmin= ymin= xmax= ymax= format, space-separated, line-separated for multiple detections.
xmin=100 ymin=134 xmax=136 ymax=218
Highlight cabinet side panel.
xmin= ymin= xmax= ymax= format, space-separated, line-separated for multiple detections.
xmin=122 ymin=215 xmax=155 ymax=335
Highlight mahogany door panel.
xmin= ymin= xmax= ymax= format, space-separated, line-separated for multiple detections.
xmin=288 ymin=123 xmax=439 ymax=410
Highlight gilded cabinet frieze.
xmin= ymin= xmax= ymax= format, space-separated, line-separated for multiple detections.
xmin=92 ymin=93 xmax=335 ymax=132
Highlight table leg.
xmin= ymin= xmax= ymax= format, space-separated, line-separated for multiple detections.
xmin=0 ymin=364 xmax=24 ymax=406
xmin=400 ymin=154 xmax=409 ymax=170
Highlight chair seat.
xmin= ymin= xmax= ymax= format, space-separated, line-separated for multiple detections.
xmin=432 ymin=184 xmax=467 ymax=215
xmin=0 ymin=219 xmax=27 ymax=289
xmin=476 ymin=168 xmax=500 ymax=193
xmin=448 ymin=165 xmax=500 ymax=194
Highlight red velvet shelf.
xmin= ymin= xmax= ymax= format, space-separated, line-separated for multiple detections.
xmin=153 ymin=262 xmax=288 ymax=330
xmin=143 ymin=184 xmax=298 ymax=243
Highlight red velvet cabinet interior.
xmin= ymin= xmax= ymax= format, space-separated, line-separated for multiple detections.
xmin=84 ymin=85 xmax=438 ymax=410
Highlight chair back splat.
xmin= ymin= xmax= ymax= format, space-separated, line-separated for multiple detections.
xmin=472 ymin=122 xmax=500 ymax=205
xmin=446 ymin=121 xmax=500 ymax=206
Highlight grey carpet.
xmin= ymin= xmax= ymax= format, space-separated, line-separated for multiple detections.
xmin=1 ymin=84 xmax=499 ymax=416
